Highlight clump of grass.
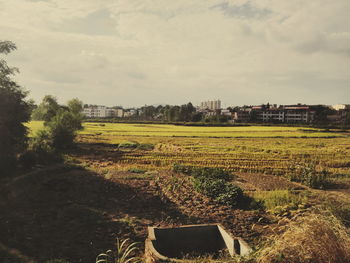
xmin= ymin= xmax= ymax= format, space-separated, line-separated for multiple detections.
xmin=127 ymin=168 xmax=146 ymax=174
xmin=96 ymin=238 xmax=141 ymax=263
xmin=118 ymin=142 xmax=154 ymax=151
xmin=177 ymin=250 xmax=236 ymax=263
xmin=137 ymin=143 xmax=154 ymax=150
xmin=256 ymin=214 xmax=350 ymax=263
xmin=251 ymin=190 xmax=308 ymax=215
xmin=288 ymin=162 xmax=331 ymax=189
xmin=118 ymin=142 xmax=139 ymax=149
xmin=324 ymin=201 xmax=350 ymax=228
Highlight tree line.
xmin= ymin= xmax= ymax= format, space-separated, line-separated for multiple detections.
xmin=0 ymin=41 xmax=83 ymax=176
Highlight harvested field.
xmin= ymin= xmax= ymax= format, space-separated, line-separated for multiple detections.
xmin=3 ymin=122 xmax=348 ymax=262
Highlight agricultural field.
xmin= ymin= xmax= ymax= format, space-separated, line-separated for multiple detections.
xmin=12 ymin=121 xmax=350 ymax=262
xmin=71 ymin=122 xmax=350 ymax=179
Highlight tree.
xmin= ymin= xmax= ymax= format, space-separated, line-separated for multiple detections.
xmin=0 ymin=40 xmax=31 ymax=175
xmin=31 ymin=97 xmax=84 ymax=153
xmin=67 ymin=98 xmax=83 ymax=115
xmin=31 ymin=95 xmax=60 ymax=121
xmin=46 ymin=109 xmax=82 ymax=150
xmin=312 ymin=105 xmax=336 ymax=125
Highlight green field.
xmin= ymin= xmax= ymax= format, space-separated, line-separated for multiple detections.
xmin=27 ymin=121 xmax=350 ymax=177
xmin=27 ymin=121 xmax=350 ymax=138
xmin=82 ymin=122 xmax=349 ymax=138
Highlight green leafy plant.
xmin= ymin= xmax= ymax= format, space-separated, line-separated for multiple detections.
xmin=96 ymin=238 xmax=141 ymax=263
xmin=177 ymin=165 xmax=243 ymax=208
xmin=191 ymin=167 xmax=232 ymax=180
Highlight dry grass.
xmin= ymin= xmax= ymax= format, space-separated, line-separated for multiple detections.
xmin=257 ymin=214 xmax=350 ymax=263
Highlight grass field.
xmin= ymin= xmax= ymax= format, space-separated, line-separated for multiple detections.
xmin=27 ymin=121 xmax=350 ymax=177
xmin=28 ymin=121 xmax=350 ymax=138
xmin=20 ymin=121 xmax=350 ymax=262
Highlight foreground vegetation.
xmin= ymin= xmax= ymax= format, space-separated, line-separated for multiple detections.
xmin=2 ymin=121 xmax=348 ymax=263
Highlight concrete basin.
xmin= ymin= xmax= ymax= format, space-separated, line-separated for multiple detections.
xmin=145 ymin=224 xmax=252 ymax=262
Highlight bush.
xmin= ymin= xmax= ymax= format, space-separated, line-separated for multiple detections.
xmin=182 ymin=166 xmax=243 ymax=208
xmin=191 ymin=167 xmax=232 ymax=180
xmin=46 ymin=110 xmax=82 ymax=150
xmin=215 ymin=183 xmax=244 ymax=207
xmin=30 ymin=129 xmax=55 ymax=156
xmin=21 ymin=128 xmax=60 ymax=165
xmin=193 ymin=177 xmax=227 ymax=198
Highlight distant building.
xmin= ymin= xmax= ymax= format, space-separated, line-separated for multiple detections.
xmin=124 ymin=110 xmax=136 ymax=118
xmin=200 ymin=100 xmax=221 ymax=110
xmin=233 ymin=104 xmax=316 ymax=123
xmin=83 ymin=105 xmax=124 ymax=118
xmin=332 ymin=104 xmax=350 ymax=111
xmin=83 ymin=105 xmax=108 ymax=118
xmin=233 ymin=110 xmax=251 ymax=123
xmin=220 ymin=109 xmax=232 ymax=117
xmin=115 ymin=109 xmax=124 ymax=118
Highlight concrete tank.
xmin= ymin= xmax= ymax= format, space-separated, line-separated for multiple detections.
xmin=145 ymin=224 xmax=252 ymax=262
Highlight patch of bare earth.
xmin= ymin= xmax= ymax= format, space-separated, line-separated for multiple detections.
xmin=235 ymin=172 xmax=304 ymax=191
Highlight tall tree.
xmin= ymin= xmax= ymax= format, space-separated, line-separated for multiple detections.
xmin=31 ymin=95 xmax=60 ymax=121
xmin=0 ymin=40 xmax=31 ymax=175
xmin=67 ymin=98 xmax=83 ymax=115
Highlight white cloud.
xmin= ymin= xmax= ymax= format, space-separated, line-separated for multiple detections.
xmin=0 ymin=0 xmax=349 ymax=106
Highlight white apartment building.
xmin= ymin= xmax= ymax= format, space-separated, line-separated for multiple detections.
xmin=254 ymin=105 xmax=315 ymax=123
xmin=261 ymin=110 xmax=285 ymax=122
xmin=83 ymin=105 xmax=108 ymax=118
xmin=200 ymin=100 xmax=221 ymax=110
xmin=83 ymin=105 xmax=124 ymax=118
xmin=115 ymin=109 xmax=124 ymax=118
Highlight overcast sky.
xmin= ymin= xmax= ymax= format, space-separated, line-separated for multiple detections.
xmin=1 ymin=0 xmax=349 ymax=107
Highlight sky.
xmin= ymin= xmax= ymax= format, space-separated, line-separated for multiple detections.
xmin=0 ymin=0 xmax=349 ymax=108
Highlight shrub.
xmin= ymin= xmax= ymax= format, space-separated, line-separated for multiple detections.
xmin=22 ymin=128 xmax=58 ymax=165
xmin=190 ymin=167 xmax=243 ymax=207
xmin=193 ymin=177 xmax=227 ymax=198
xmin=215 ymin=183 xmax=244 ymax=207
xmin=30 ymin=129 xmax=55 ymax=156
xmin=172 ymin=165 xmax=243 ymax=207
xmin=46 ymin=110 xmax=82 ymax=150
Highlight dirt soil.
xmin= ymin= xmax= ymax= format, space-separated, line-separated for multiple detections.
xmin=0 ymin=160 xmax=280 ymax=263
